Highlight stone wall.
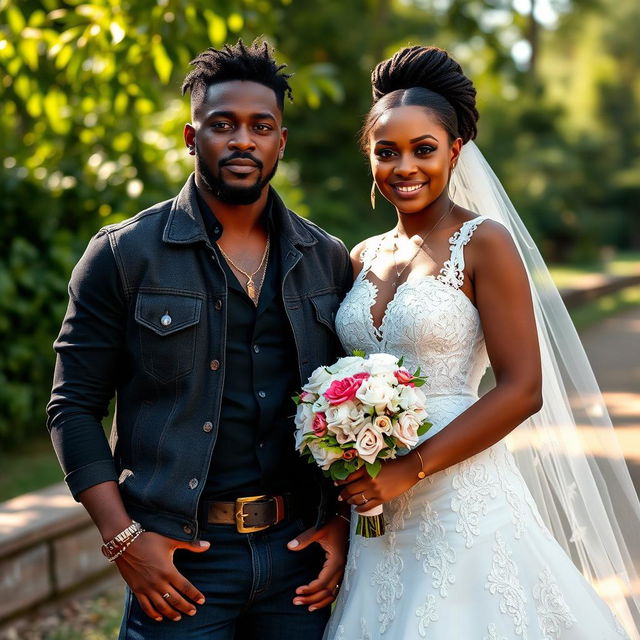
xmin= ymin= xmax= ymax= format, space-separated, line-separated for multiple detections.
xmin=0 ymin=483 xmax=117 ymax=626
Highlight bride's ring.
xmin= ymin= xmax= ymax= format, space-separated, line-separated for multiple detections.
xmin=162 ymin=592 xmax=171 ymax=600
xmin=360 ymin=493 xmax=368 ymax=505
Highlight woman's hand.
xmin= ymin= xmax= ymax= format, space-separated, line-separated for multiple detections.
xmin=115 ymin=531 xmax=210 ymax=622
xmin=335 ymin=453 xmax=421 ymax=513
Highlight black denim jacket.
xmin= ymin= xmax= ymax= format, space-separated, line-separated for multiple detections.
xmin=47 ymin=175 xmax=352 ymax=540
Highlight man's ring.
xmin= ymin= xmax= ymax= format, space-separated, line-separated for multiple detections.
xmin=162 ymin=592 xmax=171 ymax=600
xmin=361 ymin=493 xmax=368 ymax=504
xmin=333 ymin=583 xmax=340 ymax=594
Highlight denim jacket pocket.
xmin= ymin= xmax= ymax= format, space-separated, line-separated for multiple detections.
xmin=310 ymin=292 xmax=339 ymax=332
xmin=134 ymin=291 xmax=203 ymax=383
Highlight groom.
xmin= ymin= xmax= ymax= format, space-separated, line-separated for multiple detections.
xmin=47 ymin=40 xmax=351 ymax=639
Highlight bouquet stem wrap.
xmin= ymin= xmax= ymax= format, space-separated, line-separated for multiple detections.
xmin=355 ymin=504 xmax=385 ymax=537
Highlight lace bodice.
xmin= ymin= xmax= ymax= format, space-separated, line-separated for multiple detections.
xmin=335 ymin=217 xmax=490 ymax=397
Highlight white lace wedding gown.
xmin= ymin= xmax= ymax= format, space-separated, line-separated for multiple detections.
xmin=326 ymin=217 xmax=628 ymax=640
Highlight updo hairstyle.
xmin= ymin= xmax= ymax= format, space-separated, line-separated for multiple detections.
xmin=361 ymin=46 xmax=479 ymax=153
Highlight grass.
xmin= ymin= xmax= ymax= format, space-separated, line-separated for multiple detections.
xmin=0 ymin=436 xmax=65 ymax=502
xmin=548 ymin=251 xmax=640 ymax=289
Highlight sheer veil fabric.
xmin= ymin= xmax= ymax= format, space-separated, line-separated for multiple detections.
xmin=451 ymin=142 xmax=640 ymax=636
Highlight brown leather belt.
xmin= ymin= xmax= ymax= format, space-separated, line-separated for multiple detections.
xmin=206 ymin=495 xmax=287 ymax=533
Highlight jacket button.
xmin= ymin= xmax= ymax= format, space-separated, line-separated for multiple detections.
xmin=258 ymin=390 xmax=266 ymax=398
xmin=215 ymin=299 xmax=223 ymax=311
xmin=160 ymin=314 xmax=172 ymax=327
xmin=210 ymin=359 xmax=220 ymax=371
xmin=188 ymin=478 xmax=199 ymax=490
xmin=203 ymin=421 xmax=213 ymax=433
xmin=183 ymin=525 xmax=193 ymax=535
xmin=253 ymin=344 xmax=260 ymax=353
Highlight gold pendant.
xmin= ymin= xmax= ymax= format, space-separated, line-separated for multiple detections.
xmin=246 ymin=278 xmax=257 ymax=305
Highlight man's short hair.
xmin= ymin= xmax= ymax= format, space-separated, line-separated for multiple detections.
xmin=181 ymin=39 xmax=293 ymax=113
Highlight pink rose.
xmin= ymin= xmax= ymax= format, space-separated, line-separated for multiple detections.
xmin=324 ymin=376 xmax=366 ymax=406
xmin=352 ymin=372 xmax=371 ymax=382
xmin=394 ymin=368 xmax=415 ymax=387
xmin=300 ymin=391 xmax=316 ymax=403
xmin=342 ymin=448 xmax=358 ymax=461
xmin=312 ymin=412 xmax=328 ymax=437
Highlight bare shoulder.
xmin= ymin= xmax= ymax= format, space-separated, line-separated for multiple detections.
xmin=466 ymin=217 xmax=521 ymax=272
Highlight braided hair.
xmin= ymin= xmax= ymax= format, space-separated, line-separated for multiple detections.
xmin=182 ymin=39 xmax=293 ymax=113
xmin=361 ymin=46 xmax=478 ymax=152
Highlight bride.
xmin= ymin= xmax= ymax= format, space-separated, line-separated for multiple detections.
xmin=325 ymin=45 xmax=639 ymax=639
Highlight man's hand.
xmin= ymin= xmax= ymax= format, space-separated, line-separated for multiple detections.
xmin=115 ymin=531 xmax=210 ymax=622
xmin=286 ymin=516 xmax=349 ymax=611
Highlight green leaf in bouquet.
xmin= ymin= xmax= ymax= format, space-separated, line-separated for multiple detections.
xmin=292 ymin=394 xmax=301 ymax=405
xmin=330 ymin=460 xmax=350 ymax=481
xmin=365 ymin=459 xmax=382 ymax=478
xmin=412 ymin=378 xmax=426 ymax=387
xmin=351 ymin=349 xmax=366 ymax=358
xmin=344 ymin=460 xmax=360 ymax=475
xmin=397 ymin=356 xmax=404 ymax=367
xmin=417 ymin=420 xmax=432 ymax=436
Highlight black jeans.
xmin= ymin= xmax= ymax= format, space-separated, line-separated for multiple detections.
xmin=118 ymin=518 xmax=329 ymax=639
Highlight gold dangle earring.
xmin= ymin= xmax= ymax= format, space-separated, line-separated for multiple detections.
xmin=370 ymin=181 xmax=376 ymax=210
xmin=448 ymin=163 xmax=457 ymax=201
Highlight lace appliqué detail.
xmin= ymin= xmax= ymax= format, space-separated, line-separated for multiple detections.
xmin=533 ymin=567 xmax=576 ymax=639
xmin=437 ymin=217 xmax=487 ymax=289
xmin=415 ymin=502 xmax=456 ymax=597
xmin=490 ymin=445 xmax=526 ymax=539
xmin=371 ymin=531 xmax=404 ymax=633
xmin=359 ymin=616 xmax=373 ymax=640
xmin=387 ymin=485 xmax=414 ymax=531
xmin=451 ymin=459 xmax=498 ymax=548
xmin=484 ymin=624 xmax=508 ymax=640
xmin=485 ymin=531 xmax=529 ymax=637
xmin=416 ymin=594 xmax=439 ymax=637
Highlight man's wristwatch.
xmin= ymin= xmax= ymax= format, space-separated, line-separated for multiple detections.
xmin=101 ymin=521 xmax=145 ymax=562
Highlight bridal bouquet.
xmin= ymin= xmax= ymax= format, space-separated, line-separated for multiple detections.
xmin=293 ymin=352 xmax=431 ymax=537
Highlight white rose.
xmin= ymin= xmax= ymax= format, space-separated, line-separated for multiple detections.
xmin=394 ymin=411 xmax=421 ymax=449
xmin=294 ymin=403 xmax=315 ymax=452
xmin=355 ymin=424 xmax=386 ymax=464
xmin=294 ymin=402 xmax=314 ymax=431
xmin=302 ymin=366 xmax=333 ymax=394
xmin=330 ymin=356 xmax=366 ymax=376
xmin=385 ymin=386 xmax=403 ymax=413
xmin=355 ymin=377 xmax=394 ymax=412
xmin=363 ymin=353 xmax=400 ymax=375
xmin=312 ymin=394 xmax=331 ymax=413
xmin=373 ymin=415 xmax=393 ymax=435
xmin=325 ymin=400 xmax=356 ymax=428
xmin=397 ymin=384 xmax=427 ymax=412
xmin=327 ymin=401 xmax=366 ymax=444
xmin=307 ymin=441 xmax=343 ymax=470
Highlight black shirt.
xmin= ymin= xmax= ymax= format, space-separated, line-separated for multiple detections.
xmin=196 ymin=191 xmax=302 ymax=501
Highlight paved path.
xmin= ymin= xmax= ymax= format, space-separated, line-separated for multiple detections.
xmin=580 ymin=305 xmax=640 ymax=496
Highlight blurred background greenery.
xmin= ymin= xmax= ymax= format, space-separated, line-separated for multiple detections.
xmin=1 ymin=0 xmax=639 ymax=453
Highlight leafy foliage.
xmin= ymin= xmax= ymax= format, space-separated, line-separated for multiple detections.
xmin=0 ymin=0 xmax=638 ymax=447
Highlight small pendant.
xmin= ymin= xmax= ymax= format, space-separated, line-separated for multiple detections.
xmin=246 ymin=279 xmax=257 ymax=305
xmin=391 ymin=282 xmax=397 ymax=289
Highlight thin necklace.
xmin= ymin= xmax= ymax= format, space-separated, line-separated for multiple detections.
xmin=391 ymin=201 xmax=455 ymax=288
xmin=217 ymin=236 xmax=270 ymax=306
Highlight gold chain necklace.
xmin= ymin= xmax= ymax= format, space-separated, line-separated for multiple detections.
xmin=391 ymin=201 xmax=455 ymax=288
xmin=217 ymin=236 xmax=270 ymax=306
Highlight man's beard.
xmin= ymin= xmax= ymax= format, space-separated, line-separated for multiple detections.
xmin=196 ymin=148 xmax=279 ymax=205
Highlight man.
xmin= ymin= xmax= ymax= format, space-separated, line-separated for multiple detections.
xmin=47 ymin=40 xmax=351 ymax=639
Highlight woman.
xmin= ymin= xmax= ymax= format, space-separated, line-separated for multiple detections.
xmin=325 ymin=46 xmax=639 ymax=639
